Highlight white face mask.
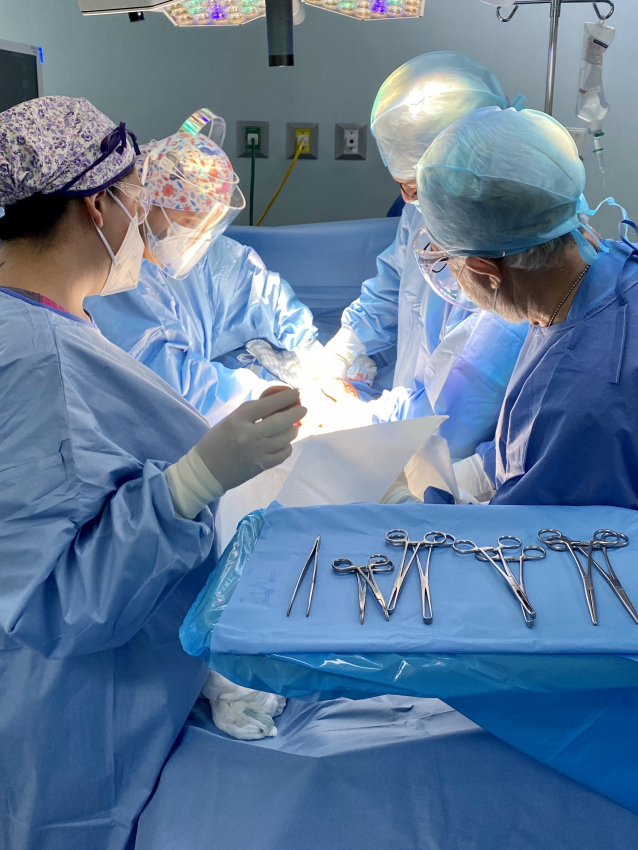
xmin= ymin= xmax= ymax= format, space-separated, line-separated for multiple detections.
xmin=144 ymin=209 xmax=215 ymax=280
xmin=94 ymin=190 xmax=145 ymax=296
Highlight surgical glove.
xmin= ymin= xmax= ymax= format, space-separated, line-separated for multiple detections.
xmin=453 ymin=453 xmax=495 ymax=503
xmin=202 ymin=672 xmax=286 ymax=741
xmin=246 ymin=338 xmax=325 ymax=388
xmin=347 ymin=354 xmax=378 ymax=386
xmin=195 ymin=388 xmax=306 ymax=492
xmin=324 ymin=326 xmax=366 ymax=380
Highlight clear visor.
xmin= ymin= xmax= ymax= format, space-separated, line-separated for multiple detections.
xmin=145 ymin=183 xmax=246 ymax=279
xmin=412 ymin=224 xmax=479 ymax=313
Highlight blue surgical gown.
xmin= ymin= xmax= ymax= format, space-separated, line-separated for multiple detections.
xmin=86 ymin=235 xmax=318 ymax=425
xmin=489 ymin=240 xmax=638 ymax=507
xmin=0 ymin=289 xmax=216 ymax=850
xmin=341 ymin=203 xmax=528 ymax=459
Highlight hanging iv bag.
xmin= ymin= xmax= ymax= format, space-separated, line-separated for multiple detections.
xmin=577 ymin=20 xmax=615 ymax=175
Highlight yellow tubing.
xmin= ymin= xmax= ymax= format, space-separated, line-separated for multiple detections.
xmin=256 ymin=142 xmax=305 ymax=227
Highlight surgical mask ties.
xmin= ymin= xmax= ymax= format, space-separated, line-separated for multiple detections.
xmin=491 ymin=286 xmax=500 ymax=314
xmin=94 ymin=190 xmax=145 ymax=296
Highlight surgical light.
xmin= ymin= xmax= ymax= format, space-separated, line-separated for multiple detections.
xmin=79 ymin=0 xmax=425 ymax=67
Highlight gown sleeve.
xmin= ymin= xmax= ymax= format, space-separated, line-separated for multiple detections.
xmin=340 ymin=209 xmax=409 ymax=354
xmin=0 ymin=332 xmax=216 ymax=659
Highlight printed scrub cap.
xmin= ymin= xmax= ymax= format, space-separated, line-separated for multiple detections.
xmin=0 ymin=96 xmax=139 ymax=207
xmin=415 ymin=106 xmax=602 ymax=264
xmin=371 ymin=51 xmax=513 ymax=181
xmin=138 ymin=131 xmax=240 ymax=213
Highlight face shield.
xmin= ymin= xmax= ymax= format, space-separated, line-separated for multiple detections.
xmin=412 ymin=224 xmax=479 ymax=312
xmin=139 ymin=129 xmax=246 ymax=279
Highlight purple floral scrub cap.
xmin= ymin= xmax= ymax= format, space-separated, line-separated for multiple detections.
xmin=0 ymin=96 xmax=140 ymax=207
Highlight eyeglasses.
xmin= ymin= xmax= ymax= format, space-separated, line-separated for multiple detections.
xmin=113 ymin=182 xmax=151 ymax=223
xmin=399 ymin=182 xmax=418 ymax=202
xmin=412 ymin=225 xmax=479 ymax=313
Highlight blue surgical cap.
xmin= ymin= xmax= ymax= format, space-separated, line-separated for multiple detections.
xmin=415 ymin=106 xmax=602 ymax=263
xmin=371 ymin=52 xmax=514 ymax=181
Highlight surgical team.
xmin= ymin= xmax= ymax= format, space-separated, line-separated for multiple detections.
xmin=1 ymin=49 xmax=636 ymax=849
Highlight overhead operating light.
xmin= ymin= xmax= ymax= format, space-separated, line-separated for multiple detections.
xmin=163 ymin=0 xmax=423 ymax=22
xmin=79 ymin=0 xmax=425 ymax=67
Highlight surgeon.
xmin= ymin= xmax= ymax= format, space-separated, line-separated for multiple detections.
xmin=415 ymin=104 xmax=638 ymax=507
xmin=324 ymin=52 xmax=529 ymax=461
xmin=87 ymin=116 xmax=321 ymax=426
xmin=0 ymin=96 xmax=304 ymax=850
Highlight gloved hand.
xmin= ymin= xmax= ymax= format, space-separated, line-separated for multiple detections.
xmin=347 ymin=354 xmax=378 ymax=386
xmin=202 ymin=672 xmax=286 ymax=741
xmin=324 ymin=326 xmax=366 ymax=380
xmin=195 ymin=388 xmax=306 ymax=491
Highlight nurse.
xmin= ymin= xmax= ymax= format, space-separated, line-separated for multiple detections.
xmin=324 ymin=52 xmax=529 ymax=460
xmin=415 ymin=104 xmax=638 ymax=507
xmin=0 ymin=96 xmax=304 ymax=850
xmin=87 ymin=120 xmax=321 ymax=426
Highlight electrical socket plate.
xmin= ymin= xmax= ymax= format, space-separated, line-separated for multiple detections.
xmin=286 ymin=123 xmax=318 ymax=160
xmin=567 ymin=127 xmax=587 ymax=160
xmin=237 ymin=121 xmax=269 ymax=158
xmin=335 ymin=123 xmax=367 ymax=161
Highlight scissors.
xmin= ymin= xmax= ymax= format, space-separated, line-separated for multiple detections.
xmin=539 ymin=528 xmax=598 ymax=625
xmin=477 ymin=545 xmax=546 ymax=627
xmin=287 ymin=536 xmax=321 ymax=617
xmin=412 ymin=531 xmax=455 ymax=624
xmin=385 ymin=529 xmax=430 ymax=613
xmin=332 ymin=555 xmax=394 ymax=624
xmin=453 ymin=537 xmax=537 ymax=621
xmin=539 ymin=528 xmax=636 ymax=625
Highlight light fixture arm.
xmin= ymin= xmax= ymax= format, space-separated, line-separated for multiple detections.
xmin=494 ymin=0 xmax=614 ymax=115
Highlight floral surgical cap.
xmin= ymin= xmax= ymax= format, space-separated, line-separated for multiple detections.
xmin=0 ymin=96 xmax=139 ymax=207
xmin=138 ymin=131 xmax=238 ymax=213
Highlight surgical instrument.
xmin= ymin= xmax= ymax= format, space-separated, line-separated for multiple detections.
xmin=332 ymin=555 xmax=394 ymax=623
xmin=287 ymin=536 xmax=321 ymax=617
xmin=477 ymin=545 xmax=546 ymax=627
xmin=453 ymin=538 xmax=537 ymax=621
xmin=385 ymin=530 xmax=428 ymax=613
xmin=414 ymin=531 xmax=455 ymax=624
xmin=539 ymin=528 xmax=598 ymax=624
xmin=540 ymin=528 xmax=637 ymax=624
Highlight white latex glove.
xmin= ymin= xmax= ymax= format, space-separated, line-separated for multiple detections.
xmin=347 ymin=354 xmax=377 ymax=386
xmin=195 ymin=388 xmax=306 ymax=492
xmin=453 ymin=453 xmax=495 ymax=503
xmin=324 ymin=326 xmax=366 ymax=380
xmin=202 ymin=672 xmax=286 ymax=741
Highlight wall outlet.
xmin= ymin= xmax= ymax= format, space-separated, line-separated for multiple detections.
xmin=335 ymin=123 xmax=367 ymax=160
xmin=567 ymin=127 xmax=587 ymax=160
xmin=237 ymin=121 xmax=269 ymax=158
xmin=286 ymin=123 xmax=318 ymax=159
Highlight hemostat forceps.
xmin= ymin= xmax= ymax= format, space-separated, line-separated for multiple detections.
xmin=477 ymin=545 xmax=546 ymax=627
xmin=540 ymin=528 xmax=636 ymax=625
xmin=588 ymin=530 xmax=637 ymax=624
xmin=332 ymin=555 xmax=394 ymax=623
xmin=539 ymin=528 xmax=598 ymax=625
xmin=287 ymin=536 xmax=321 ymax=617
xmin=453 ymin=537 xmax=537 ymax=621
xmin=385 ymin=529 xmax=428 ymax=613
xmin=414 ymin=531 xmax=455 ymax=624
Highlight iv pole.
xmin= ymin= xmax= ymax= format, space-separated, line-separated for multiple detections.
xmin=494 ymin=0 xmax=614 ymax=115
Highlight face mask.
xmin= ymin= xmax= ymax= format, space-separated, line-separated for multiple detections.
xmin=94 ymin=190 xmax=145 ymax=296
xmin=144 ymin=209 xmax=216 ymax=280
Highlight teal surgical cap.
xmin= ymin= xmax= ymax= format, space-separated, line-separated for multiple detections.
xmin=415 ymin=106 xmax=603 ymax=264
xmin=371 ymin=52 xmax=516 ymax=181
